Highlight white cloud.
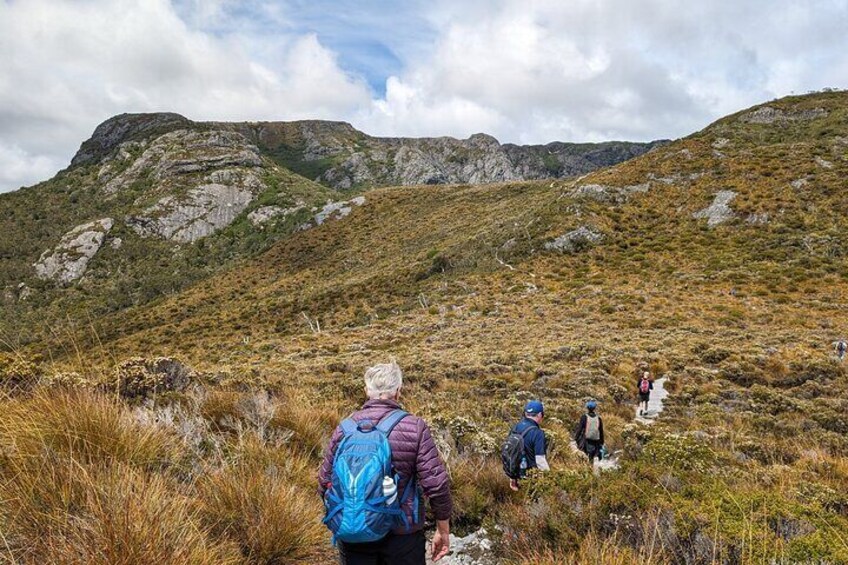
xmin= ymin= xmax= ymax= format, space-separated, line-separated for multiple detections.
xmin=356 ymin=0 xmax=848 ymax=143
xmin=1 ymin=0 xmax=846 ymax=192
xmin=0 ymin=0 xmax=371 ymax=192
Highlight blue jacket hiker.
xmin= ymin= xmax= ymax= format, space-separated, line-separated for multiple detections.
xmin=505 ymin=400 xmax=549 ymax=490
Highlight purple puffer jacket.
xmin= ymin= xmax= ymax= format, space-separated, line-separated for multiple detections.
xmin=318 ymin=399 xmax=452 ymax=533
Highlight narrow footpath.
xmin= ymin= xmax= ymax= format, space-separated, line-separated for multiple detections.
xmin=430 ymin=378 xmax=671 ymax=564
xmin=593 ymin=376 xmax=669 ymax=472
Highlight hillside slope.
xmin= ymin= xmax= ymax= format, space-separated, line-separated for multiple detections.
xmin=0 ymin=113 xmax=660 ymax=344
xmin=3 ymin=90 xmax=848 ymax=564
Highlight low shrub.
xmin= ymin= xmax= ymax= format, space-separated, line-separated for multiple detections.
xmin=116 ymin=356 xmax=195 ymax=400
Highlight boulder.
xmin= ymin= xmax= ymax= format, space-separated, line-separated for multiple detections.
xmin=34 ymin=218 xmax=114 ymax=284
xmin=302 ymin=196 xmax=367 ymax=229
xmin=693 ymin=191 xmax=737 ymax=227
xmin=247 ymin=204 xmax=305 ymax=226
xmin=545 ymin=226 xmax=604 ymax=253
xmin=570 ymin=182 xmax=649 ymax=203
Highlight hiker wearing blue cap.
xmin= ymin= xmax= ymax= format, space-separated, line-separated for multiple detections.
xmin=573 ymin=400 xmax=605 ymax=465
xmin=500 ymin=400 xmax=549 ymax=491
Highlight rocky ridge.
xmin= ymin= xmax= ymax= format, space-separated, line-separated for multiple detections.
xmin=74 ymin=113 xmax=666 ymax=192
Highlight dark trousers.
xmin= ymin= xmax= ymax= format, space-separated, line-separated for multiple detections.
xmin=339 ymin=530 xmax=425 ymax=565
xmin=584 ymin=439 xmax=603 ymax=464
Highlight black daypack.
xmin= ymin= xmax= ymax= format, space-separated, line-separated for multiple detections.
xmin=501 ymin=426 xmax=533 ymax=479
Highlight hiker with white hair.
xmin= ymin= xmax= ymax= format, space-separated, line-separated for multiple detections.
xmin=319 ymin=360 xmax=452 ymax=564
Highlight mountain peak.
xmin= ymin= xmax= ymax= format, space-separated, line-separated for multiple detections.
xmin=71 ymin=112 xmax=191 ymax=167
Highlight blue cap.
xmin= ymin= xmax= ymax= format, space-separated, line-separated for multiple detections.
xmin=524 ymin=400 xmax=544 ymax=415
xmin=586 ymin=400 xmax=597 ymax=410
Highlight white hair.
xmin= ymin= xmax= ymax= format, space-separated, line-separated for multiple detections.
xmin=364 ymin=360 xmax=403 ymax=399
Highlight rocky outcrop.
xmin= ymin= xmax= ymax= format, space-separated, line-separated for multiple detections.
xmin=72 ymin=113 xmax=191 ymax=166
xmin=34 ymin=218 xmax=113 ymax=283
xmin=93 ymin=128 xmax=270 ymax=243
xmin=738 ymin=106 xmax=828 ymax=124
xmin=310 ymin=134 xmax=662 ymax=190
xmin=128 ymin=182 xmax=256 ymax=243
xmin=72 ymin=113 xmax=666 ymax=192
xmin=693 ymin=191 xmax=737 ymax=227
xmin=569 ymin=182 xmax=649 ymax=204
xmin=545 ymin=225 xmax=604 ymax=253
xmin=301 ymin=197 xmax=367 ymax=230
xmin=247 ymin=204 xmax=305 ymax=226
xmin=100 ymin=130 xmax=265 ymax=196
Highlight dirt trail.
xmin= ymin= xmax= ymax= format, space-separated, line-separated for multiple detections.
xmin=592 ymin=376 xmax=669 ymax=472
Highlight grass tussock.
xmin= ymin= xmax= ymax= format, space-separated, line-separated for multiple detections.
xmin=197 ymin=463 xmax=326 ymax=564
xmin=0 ymin=387 xmax=335 ymax=564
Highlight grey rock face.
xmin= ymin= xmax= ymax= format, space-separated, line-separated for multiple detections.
xmin=314 ymin=196 xmax=366 ymax=225
xmin=101 ymin=130 xmax=265 ymax=196
xmin=75 ymin=113 xmax=664 ymax=192
xmin=128 ymin=183 xmax=256 ymax=243
xmin=72 ymin=113 xmax=191 ymax=166
xmin=693 ymin=190 xmax=737 ymax=227
xmin=247 ymin=205 xmax=304 ymax=226
xmin=299 ymin=196 xmax=367 ymax=231
xmin=738 ymin=106 xmax=828 ymax=124
xmin=34 ymin=218 xmax=114 ymax=283
xmin=570 ymin=182 xmax=649 ymax=204
xmin=545 ymin=225 xmax=604 ymax=253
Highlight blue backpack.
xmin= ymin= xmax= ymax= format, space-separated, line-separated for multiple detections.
xmin=323 ymin=409 xmax=418 ymax=544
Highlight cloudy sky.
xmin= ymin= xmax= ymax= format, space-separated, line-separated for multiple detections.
xmin=1 ymin=0 xmax=846 ymax=193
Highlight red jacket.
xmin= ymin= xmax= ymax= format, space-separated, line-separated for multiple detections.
xmin=318 ymin=399 xmax=453 ymax=533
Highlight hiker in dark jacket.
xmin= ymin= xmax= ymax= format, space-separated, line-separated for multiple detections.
xmin=318 ymin=361 xmax=453 ymax=564
xmin=507 ymin=400 xmax=550 ymax=490
xmin=637 ymin=371 xmax=654 ymax=416
xmin=573 ymin=400 xmax=605 ymax=465
xmin=837 ymin=340 xmax=847 ymax=361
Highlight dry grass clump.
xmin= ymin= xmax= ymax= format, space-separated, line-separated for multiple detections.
xmin=0 ymin=387 xmax=337 ymax=564
xmin=196 ymin=463 xmax=327 ymax=564
xmin=34 ymin=465 xmax=241 ymax=565
xmin=0 ymin=389 xmax=233 ymax=563
xmin=270 ymin=397 xmax=345 ymax=456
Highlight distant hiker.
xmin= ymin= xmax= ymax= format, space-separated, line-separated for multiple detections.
xmin=837 ymin=340 xmax=847 ymax=361
xmin=318 ymin=360 xmax=452 ymax=563
xmin=573 ymin=400 xmax=605 ymax=466
xmin=638 ymin=371 xmax=654 ymax=416
xmin=501 ymin=400 xmax=550 ymax=491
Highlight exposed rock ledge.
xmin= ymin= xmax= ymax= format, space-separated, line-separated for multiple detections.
xmin=693 ymin=190 xmax=737 ymax=227
xmin=34 ymin=218 xmax=114 ymax=283
xmin=128 ymin=182 xmax=256 ymax=243
xmin=247 ymin=204 xmax=305 ymax=226
xmin=299 ymin=196 xmax=367 ymax=230
xmin=738 ymin=106 xmax=827 ymax=124
xmin=545 ymin=225 xmax=604 ymax=253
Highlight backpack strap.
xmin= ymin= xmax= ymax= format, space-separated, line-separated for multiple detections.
xmin=511 ymin=422 xmax=535 ymax=438
xmin=375 ymin=409 xmax=409 ymax=436
xmin=339 ymin=417 xmax=358 ymax=437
